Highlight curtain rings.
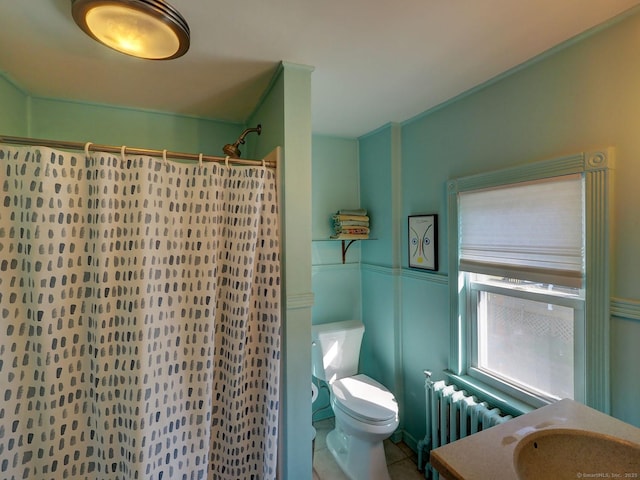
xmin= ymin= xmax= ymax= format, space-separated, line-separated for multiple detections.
xmin=198 ymin=153 xmax=204 ymax=170
xmin=225 ymin=156 xmax=230 ymax=168
xmin=121 ymin=145 xmax=127 ymax=160
xmin=84 ymin=142 xmax=93 ymax=158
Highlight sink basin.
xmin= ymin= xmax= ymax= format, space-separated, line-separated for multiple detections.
xmin=514 ymin=428 xmax=640 ymax=479
xmin=430 ymin=399 xmax=640 ymax=480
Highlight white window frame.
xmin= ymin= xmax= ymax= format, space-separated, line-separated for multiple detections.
xmin=467 ymin=275 xmax=585 ymax=407
xmin=447 ymin=149 xmax=613 ymax=413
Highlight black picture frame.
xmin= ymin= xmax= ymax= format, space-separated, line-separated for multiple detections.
xmin=408 ymin=214 xmax=438 ymax=270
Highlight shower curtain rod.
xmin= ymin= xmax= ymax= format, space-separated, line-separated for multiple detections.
xmin=0 ymin=134 xmax=276 ymax=168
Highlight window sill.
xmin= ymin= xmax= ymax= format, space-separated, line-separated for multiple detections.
xmin=444 ymin=371 xmax=537 ymax=418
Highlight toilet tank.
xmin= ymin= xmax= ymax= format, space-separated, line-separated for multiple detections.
xmin=311 ymin=320 xmax=364 ymax=384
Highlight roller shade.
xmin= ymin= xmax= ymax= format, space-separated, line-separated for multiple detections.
xmin=458 ymin=174 xmax=584 ymax=288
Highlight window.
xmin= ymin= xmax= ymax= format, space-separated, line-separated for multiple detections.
xmin=447 ymin=150 xmax=613 ymax=412
xmin=468 ymin=274 xmax=584 ymax=405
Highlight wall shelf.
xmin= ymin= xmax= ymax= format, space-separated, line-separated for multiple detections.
xmin=312 ymin=238 xmax=375 ymax=264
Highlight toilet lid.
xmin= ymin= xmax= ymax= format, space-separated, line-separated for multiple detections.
xmin=332 ymin=374 xmax=398 ymax=423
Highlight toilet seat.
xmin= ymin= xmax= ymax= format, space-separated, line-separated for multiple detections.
xmin=331 ymin=374 xmax=398 ymax=424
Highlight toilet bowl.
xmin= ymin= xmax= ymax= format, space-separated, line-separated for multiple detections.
xmin=327 ymin=374 xmax=399 ymax=480
xmin=311 ymin=320 xmax=399 ymax=480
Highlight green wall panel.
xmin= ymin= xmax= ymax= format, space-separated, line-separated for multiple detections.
xmin=398 ymin=9 xmax=640 ymax=428
xmin=0 ymin=73 xmax=28 ymax=135
xmin=359 ymin=126 xmax=394 ymax=266
xmin=311 ymin=135 xmax=359 ymax=240
xmin=29 ymin=97 xmax=241 ymax=155
xmin=360 ymin=268 xmax=398 ymax=394
xmin=400 ymin=274 xmax=450 ymax=449
xmin=249 ymin=63 xmax=314 ymax=480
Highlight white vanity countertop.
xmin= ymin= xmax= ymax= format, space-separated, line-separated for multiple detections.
xmin=429 ymin=398 xmax=640 ymax=480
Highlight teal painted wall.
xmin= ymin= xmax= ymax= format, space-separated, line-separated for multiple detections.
xmin=0 ymin=74 xmax=28 ymax=135
xmin=360 ymin=126 xmax=395 ymax=266
xmin=399 ymin=274 xmax=449 ymax=446
xmin=282 ymin=63 xmax=314 ymax=480
xmin=310 ymin=135 xmax=361 ymax=421
xmin=247 ymin=69 xmax=285 ymax=160
xmin=358 ymin=126 xmax=402 ymax=418
xmin=311 ymin=135 xmax=361 ymax=324
xmin=356 ymin=8 xmax=640 ymax=450
xmin=311 ymin=261 xmax=361 ymax=325
xmin=249 ymin=63 xmax=314 ymax=480
xmin=249 ymin=63 xmax=316 ymax=478
xmin=28 ymin=97 xmax=241 ymax=155
xmin=311 ymin=135 xmax=360 ymax=240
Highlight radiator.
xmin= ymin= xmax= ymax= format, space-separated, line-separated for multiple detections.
xmin=417 ymin=371 xmax=513 ymax=479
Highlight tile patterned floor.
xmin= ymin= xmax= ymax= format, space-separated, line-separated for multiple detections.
xmin=312 ymin=418 xmax=426 ymax=480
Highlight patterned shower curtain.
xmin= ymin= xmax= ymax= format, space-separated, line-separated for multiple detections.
xmin=0 ymin=144 xmax=281 ymax=480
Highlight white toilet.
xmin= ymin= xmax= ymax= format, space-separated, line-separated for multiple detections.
xmin=311 ymin=320 xmax=399 ymax=480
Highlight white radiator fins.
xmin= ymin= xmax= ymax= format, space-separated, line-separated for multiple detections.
xmin=418 ymin=379 xmax=513 ymax=479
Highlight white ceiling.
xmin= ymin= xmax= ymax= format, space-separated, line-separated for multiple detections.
xmin=1 ymin=1 xmax=639 ymax=138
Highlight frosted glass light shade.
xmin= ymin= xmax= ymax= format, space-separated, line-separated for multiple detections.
xmin=72 ymin=0 xmax=190 ymax=60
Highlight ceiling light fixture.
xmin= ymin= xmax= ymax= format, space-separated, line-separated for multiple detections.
xmin=71 ymin=0 xmax=190 ymax=60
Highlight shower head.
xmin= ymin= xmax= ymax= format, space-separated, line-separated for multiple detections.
xmin=222 ymin=124 xmax=262 ymax=158
xmin=222 ymin=143 xmax=241 ymax=158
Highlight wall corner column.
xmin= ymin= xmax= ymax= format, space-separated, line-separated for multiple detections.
xmin=280 ymin=62 xmax=315 ymax=480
